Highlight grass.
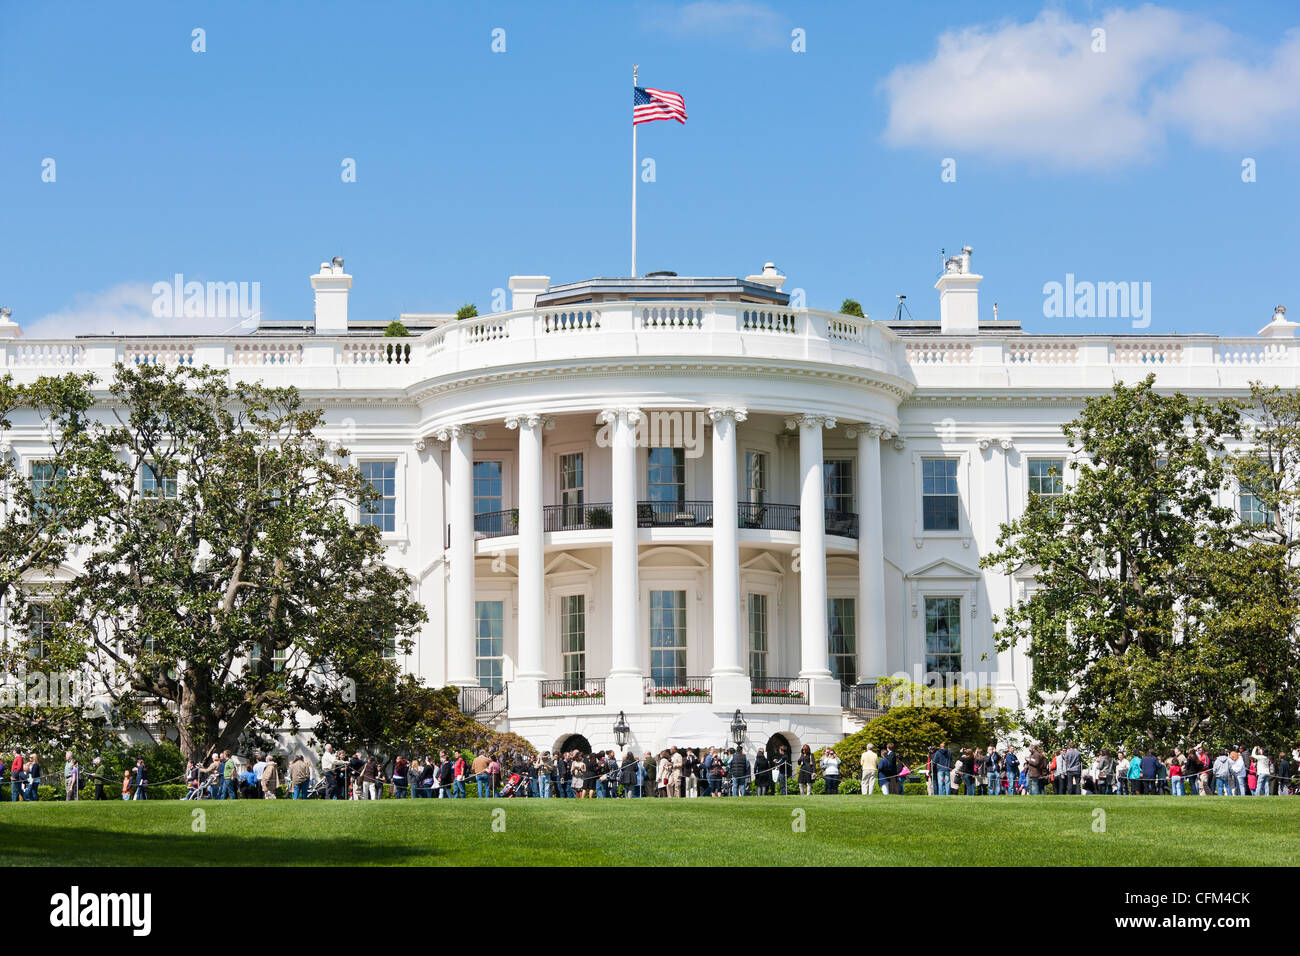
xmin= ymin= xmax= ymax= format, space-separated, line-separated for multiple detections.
xmin=1 ymin=796 xmax=1296 ymax=866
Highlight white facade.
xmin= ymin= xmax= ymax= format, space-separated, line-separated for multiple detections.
xmin=1 ymin=254 xmax=1295 ymax=756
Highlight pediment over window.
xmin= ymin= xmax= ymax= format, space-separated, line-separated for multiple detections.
xmin=545 ymin=552 xmax=599 ymax=576
xmin=905 ymin=557 xmax=980 ymax=581
xmin=740 ymin=551 xmax=784 ymax=574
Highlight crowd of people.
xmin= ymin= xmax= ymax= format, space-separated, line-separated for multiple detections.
xmin=910 ymin=742 xmax=1297 ymax=796
xmin=4 ymin=740 xmax=1297 ymax=801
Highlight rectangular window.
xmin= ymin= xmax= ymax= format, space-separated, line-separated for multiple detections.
xmin=1240 ymin=488 xmax=1268 ymax=527
xmin=925 ymin=597 xmax=962 ymax=679
xmin=922 ymin=458 xmax=960 ymax=531
xmin=647 ymin=448 xmax=685 ymax=508
xmin=1028 ymin=458 xmax=1065 ymax=513
xmin=359 ymin=460 xmax=397 ymax=533
xmin=141 ymin=462 xmax=178 ymax=500
xmin=473 ymin=460 xmax=504 ymax=534
xmin=745 ymin=451 xmax=768 ymax=505
xmin=827 ymin=597 xmax=856 ymax=684
xmin=30 ymin=461 xmax=65 ymax=517
xmin=249 ymin=643 xmax=287 ymax=673
xmin=748 ymin=593 xmax=768 ymax=680
xmin=559 ymin=453 xmax=584 ymax=526
xmin=475 ymin=600 xmax=504 ymax=692
xmin=823 ymin=459 xmax=854 ymax=514
xmin=649 ymin=589 xmax=687 ymax=686
xmin=27 ymin=604 xmax=55 ymax=661
xmin=373 ymin=628 xmax=397 ymax=660
xmin=560 ymin=594 xmax=585 ymax=688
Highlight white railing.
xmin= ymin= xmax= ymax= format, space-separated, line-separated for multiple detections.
xmin=124 ymin=343 xmax=195 ymax=366
xmin=11 ymin=308 xmax=1291 ymax=390
xmin=742 ymin=308 xmax=797 ymax=334
xmin=640 ymin=306 xmax=703 ymax=330
xmin=10 ymin=343 xmax=85 ymax=367
xmin=233 ymin=342 xmax=302 ymax=366
xmin=1006 ymin=341 xmax=1078 ymax=365
xmin=906 ymin=340 xmax=973 ymax=365
xmin=542 ymin=309 xmax=600 ymax=334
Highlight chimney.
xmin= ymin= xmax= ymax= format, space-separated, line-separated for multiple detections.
xmin=0 ymin=306 xmax=18 ymax=339
xmin=934 ymin=245 xmax=981 ymax=335
xmin=745 ymin=261 xmax=786 ymax=290
xmin=1257 ymin=304 xmax=1295 ymax=339
xmin=311 ymin=257 xmax=352 ymax=334
xmin=508 ymin=275 xmax=550 ymax=311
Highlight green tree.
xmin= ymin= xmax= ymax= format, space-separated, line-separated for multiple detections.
xmin=983 ymin=377 xmax=1299 ymax=750
xmin=839 ymin=298 xmax=864 ymax=318
xmin=456 ymin=304 xmax=478 ymax=320
xmin=41 ymin=363 xmax=427 ymax=763
xmin=383 ymin=319 xmax=410 ymax=337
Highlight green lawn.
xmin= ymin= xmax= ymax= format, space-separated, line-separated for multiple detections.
xmin=1 ymin=796 xmax=1296 ymax=866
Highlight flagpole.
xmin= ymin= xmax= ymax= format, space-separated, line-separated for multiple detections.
xmin=631 ymin=65 xmax=638 ymax=278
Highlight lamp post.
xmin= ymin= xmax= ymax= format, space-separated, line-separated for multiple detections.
xmin=613 ymin=711 xmax=631 ymax=750
xmin=730 ymin=709 xmax=747 ymax=748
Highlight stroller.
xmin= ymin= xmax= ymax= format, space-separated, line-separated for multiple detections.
xmin=184 ymin=771 xmax=218 ymax=799
xmin=498 ymin=772 xmax=529 ymax=798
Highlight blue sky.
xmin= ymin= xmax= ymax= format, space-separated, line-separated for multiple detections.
xmin=2 ymin=0 xmax=1297 ymax=338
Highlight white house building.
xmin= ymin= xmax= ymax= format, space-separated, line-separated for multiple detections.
xmin=1 ymin=250 xmax=1295 ymax=757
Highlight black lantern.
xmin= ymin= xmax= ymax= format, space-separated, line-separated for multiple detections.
xmin=730 ymin=709 xmax=747 ymax=746
xmin=613 ymin=711 xmax=631 ymax=748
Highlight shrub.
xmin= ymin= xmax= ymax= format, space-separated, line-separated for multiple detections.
xmin=456 ymin=304 xmax=478 ymax=320
xmin=839 ymin=298 xmax=864 ymax=317
xmin=383 ymin=319 xmax=410 ymax=337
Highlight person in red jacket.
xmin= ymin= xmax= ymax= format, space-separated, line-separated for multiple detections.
xmin=8 ymin=751 xmax=23 ymax=802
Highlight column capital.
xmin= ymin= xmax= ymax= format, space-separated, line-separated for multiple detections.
xmin=434 ymin=423 xmax=487 ymax=442
xmin=707 ymin=406 xmax=748 ymax=424
xmin=598 ymin=407 xmax=643 ymax=426
xmin=504 ymin=413 xmax=556 ymax=432
xmin=785 ymin=413 xmax=836 ymax=431
xmin=844 ymin=423 xmax=892 ymax=441
xmin=977 ymin=436 xmax=1014 ymax=452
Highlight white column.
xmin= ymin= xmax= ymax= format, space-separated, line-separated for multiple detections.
xmin=792 ymin=414 xmax=837 ymax=704
xmin=709 ymin=406 xmax=747 ymax=705
xmin=854 ymin=425 xmax=888 ymax=682
xmin=507 ymin=413 xmax=547 ymax=686
xmin=440 ymin=424 xmax=480 ymax=688
xmin=413 ymin=436 xmax=446 ymax=687
xmin=601 ymin=408 xmax=643 ymax=705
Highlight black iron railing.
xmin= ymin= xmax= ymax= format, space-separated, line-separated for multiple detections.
xmin=473 ymin=509 xmax=516 ymax=539
xmin=737 ymin=501 xmax=799 ymax=531
xmin=841 ymin=681 xmax=884 ymax=714
xmin=543 ymin=502 xmax=614 ymax=532
xmin=457 ymin=684 xmax=509 ymax=719
xmin=824 ymin=509 xmax=859 ymax=538
xmin=540 ymin=678 xmax=607 ymax=707
xmin=751 ymin=677 xmax=810 ymax=704
xmin=637 ymin=500 xmax=713 ymax=527
xmin=644 ymin=676 xmax=712 ymax=703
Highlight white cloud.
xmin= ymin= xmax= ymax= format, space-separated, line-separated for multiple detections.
xmin=646 ymin=1 xmax=788 ymax=49
xmin=21 ymin=282 xmax=240 ymax=338
xmin=880 ymin=6 xmax=1300 ymax=169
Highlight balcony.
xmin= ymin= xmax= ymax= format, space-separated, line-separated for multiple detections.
xmin=467 ymin=501 xmax=860 ymax=541
xmin=644 ymin=676 xmax=712 ymax=703
xmin=751 ymin=677 xmax=810 ymax=704
xmin=543 ymin=502 xmax=613 ymax=532
xmin=539 ymin=678 xmax=606 ymax=707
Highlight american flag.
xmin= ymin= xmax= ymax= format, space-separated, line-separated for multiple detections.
xmin=633 ymin=86 xmax=687 ymax=125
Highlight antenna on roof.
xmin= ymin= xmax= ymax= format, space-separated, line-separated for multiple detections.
xmin=893 ymin=294 xmax=915 ymax=323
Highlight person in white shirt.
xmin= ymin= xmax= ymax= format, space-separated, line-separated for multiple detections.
xmin=860 ymin=745 xmax=879 ymax=795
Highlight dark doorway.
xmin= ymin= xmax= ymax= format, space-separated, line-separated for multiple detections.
xmin=765 ymin=733 xmax=791 ymax=757
xmin=558 ymin=734 xmax=593 ymax=755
